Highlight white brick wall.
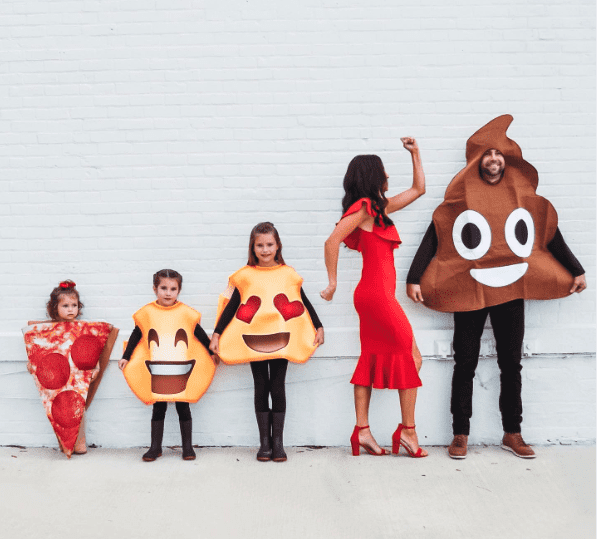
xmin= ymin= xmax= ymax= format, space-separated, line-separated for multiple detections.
xmin=0 ymin=0 xmax=594 ymax=446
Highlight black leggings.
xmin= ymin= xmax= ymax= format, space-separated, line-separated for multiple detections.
xmin=151 ymin=401 xmax=191 ymax=422
xmin=250 ymin=359 xmax=289 ymax=413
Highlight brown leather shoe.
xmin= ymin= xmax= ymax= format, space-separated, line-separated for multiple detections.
xmin=448 ymin=434 xmax=468 ymax=459
xmin=501 ymin=433 xmax=536 ymax=459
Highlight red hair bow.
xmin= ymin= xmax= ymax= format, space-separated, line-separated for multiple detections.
xmin=59 ymin=281 xmax=76 ymax=289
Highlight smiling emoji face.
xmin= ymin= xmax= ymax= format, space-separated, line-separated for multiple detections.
xmin=420 ymin=115 xmax=575 ymax=312
xmin=123 ymin=302 xmax=215 ymax=404
xmin=217 ymin=265 xmax=317 ymax=364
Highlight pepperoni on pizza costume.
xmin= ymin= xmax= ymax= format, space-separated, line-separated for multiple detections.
xmin=22 ymin=321 xmax=116 ymax=457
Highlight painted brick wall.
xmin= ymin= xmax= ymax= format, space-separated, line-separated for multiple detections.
xmin=0 ymin=0 xmax=594 ymax=446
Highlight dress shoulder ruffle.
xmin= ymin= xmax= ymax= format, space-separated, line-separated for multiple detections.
xmin=341 ymin=198 xmax=402 ymax=251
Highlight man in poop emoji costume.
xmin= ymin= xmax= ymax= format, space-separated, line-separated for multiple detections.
xmin=406 ymin=115 xmax=586 ymax=459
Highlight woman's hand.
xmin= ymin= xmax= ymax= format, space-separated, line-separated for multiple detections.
xmin=400 ymin=137 xmax=419 ymax=154
xmin=313 ymin=327 xmax=325 ymax=346
xmin=209 ymin=333 xmax=221 ymax=355
xmin=26 ymin=362 xmax=33 ymax=374
xmin=407 ymin=284 xmax=424 ymax=303
xmin=118 ymin=358 xmax=129 ymax=371
xmin=90 ymin=367 xmax=100 ymax=381
xmin=320 ymin=283 xmax=336 ymax=301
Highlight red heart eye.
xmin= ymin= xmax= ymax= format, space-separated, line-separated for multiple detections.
xmin=236 ymin=296 xmax=261 ymax=324
xmin=273 ymin=294 xmax=305 ymax=321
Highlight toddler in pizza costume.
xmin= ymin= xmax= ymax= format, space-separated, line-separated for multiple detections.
xmin=210 ymin=222 xmax=324 ymax=462
xmin=23 ymin=280 xmax=118 ymax=457
xmin=119 ymin=269 xmax=216 ymax=461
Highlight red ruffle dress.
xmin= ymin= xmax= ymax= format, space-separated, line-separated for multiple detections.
xmin=343 ymin=198 xmax=422 ymax=389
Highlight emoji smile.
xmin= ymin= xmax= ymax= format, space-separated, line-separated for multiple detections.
xmin=145 ymin=360 xmax=196 ymax=394
xmin=242 ymin=333 xmax=290 ymax=353
xmin=470 ymin=263 xmax=528 ymax=287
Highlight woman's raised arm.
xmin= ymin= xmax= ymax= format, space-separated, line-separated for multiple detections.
xmin=385 ymin=137 xmax=426 ymax=214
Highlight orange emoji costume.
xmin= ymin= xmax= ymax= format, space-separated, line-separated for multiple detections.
xmin=414 ymin=114 xmax=576 ymax=312
xmin=123 ymin=302 xmax=215 ymax=404
xmin=216 ymin=265 xmax=317 ymax=364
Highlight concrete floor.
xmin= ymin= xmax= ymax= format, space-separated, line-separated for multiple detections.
xmin=0 ymin=444 xmax=594 ymax=539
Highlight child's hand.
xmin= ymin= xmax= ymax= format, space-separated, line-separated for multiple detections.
xmin=118 ymin=358 xmax=129 ymax=371
xmin=211 ymin=353 xmax=221 ymax=366
xmin=320 ymin=284 xmax=336 ymax=301
xmin=313 ymin=327 xmax=324 ymax=346
xmin=209 ymin=333 xmax=221 ymax=355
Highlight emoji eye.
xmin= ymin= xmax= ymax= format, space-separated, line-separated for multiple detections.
xmin=174 ymin=328 xmax=188 ymax=347
xmin=148 ymin=329 xmax=159 ymax=347
xmin=274 ymin=294 xmax=305 ymax=321
xmin=236 ymin=296 xmax=261 ymax=324
xmin=452 ymin=210 xmax=491 ymax=260
xmin=505 ymin=208 xmax=534 ymax=258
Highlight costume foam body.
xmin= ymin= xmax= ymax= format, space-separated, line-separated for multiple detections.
xmin=217 ymin=265 xmax=317 ymax=364
xmin=419 ymin=114 xmax=574 ymax=312
xmin=123 ymin=301 xmax=215 ymax=404
xmin=22 ymin=321 xmax=117 ymax=458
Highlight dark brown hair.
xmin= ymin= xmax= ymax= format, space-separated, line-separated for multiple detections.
xmin=153 ymin=269 xmax=183 ymax=290
xmin=247 ymin=222 xmax=285 ymax=266
xmin=47 ymin=280 xmax=83 ymax=321
xmin=341 ymin=155 xmax=394 ymax=228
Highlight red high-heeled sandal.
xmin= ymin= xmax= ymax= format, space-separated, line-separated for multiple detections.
xmin=392 ymin=424 xmax=427 ymax=458
xmin=350 ymin=425 xmax=387 ymax=456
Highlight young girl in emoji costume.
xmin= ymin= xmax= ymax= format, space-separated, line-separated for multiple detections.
xmin=407 ymin=115 xmax=586 ymax=459
xmin=119 ymin=269 xmax=216 ymax=461
xmin=210 ymin=223 xmax=324 ymax=462
xmin=23 ymin=280 xmax=118 ymax=457
xmin=321 ymin=138 xmax=428 ymax=459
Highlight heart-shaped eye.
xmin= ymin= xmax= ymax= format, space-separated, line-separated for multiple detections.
xmin=273 ymin=294 xmax=305 ymax=321
xmin=236 ymin=296 xmax=261 ymax=324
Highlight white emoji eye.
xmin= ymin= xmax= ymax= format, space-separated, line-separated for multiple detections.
xmin=452 ymin=210 xmax=491 ymax=260
xmin=505 ymin=208 xmax=534 ymax=258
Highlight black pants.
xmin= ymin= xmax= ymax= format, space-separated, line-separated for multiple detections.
xmin=250 ymin=358 xmax=289 ymax=413
xmin=451 ymin=299 xmax=524 ymax=436
xmin=151 ymin=401 xmax=191 ymax=422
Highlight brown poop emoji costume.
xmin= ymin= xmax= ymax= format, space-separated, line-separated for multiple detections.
xmin=417 ymin=114 xmax=575 ymax=312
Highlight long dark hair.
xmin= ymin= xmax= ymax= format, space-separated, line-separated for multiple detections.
xmin=247 ymin=222 xmax=286 ymax=266
xmin=341 ymin=155 xmax=393 ymax=227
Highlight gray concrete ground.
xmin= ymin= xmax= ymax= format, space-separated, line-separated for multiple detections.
xmin=1 ymin=444 xmax=594 ymax=539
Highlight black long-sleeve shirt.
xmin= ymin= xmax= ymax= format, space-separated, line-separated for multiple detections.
xmin=214 ymin=287 xmax=323 ymax=335
xmin=123 ymin=323 xmax=213 ymax=360
xmin=406 ymin=222 xmax=585 ymax=284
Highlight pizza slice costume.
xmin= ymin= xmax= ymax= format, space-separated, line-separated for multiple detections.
xmin=22 ymin=321 xmax=116 ymax=458
xmin=343 ymin=198 xmax=421 ymax=390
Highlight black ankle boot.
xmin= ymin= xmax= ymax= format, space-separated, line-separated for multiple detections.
xmin=255 ymin=411 xmax=272 ymax=461
xmin=271 ymin=412 xmax=287 ymax=462
xmin=142 ymin=420 xmax=164 ymax=461
xmin=180 ymin=419 xmax=196 ymax=460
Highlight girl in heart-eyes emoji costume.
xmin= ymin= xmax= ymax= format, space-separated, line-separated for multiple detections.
xmin=210 ymin=222 xmax=325 ymax=462
xmin=118 ymin=269 xmax=216 ymax=462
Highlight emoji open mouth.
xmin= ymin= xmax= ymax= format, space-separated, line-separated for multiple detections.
xmin=145 ymin=360 xmax=196 ymax=395
xmin=470 ymin=263 xmax=528 ymax=288
xmin=242 ymin=333 xmax=290 ymax=353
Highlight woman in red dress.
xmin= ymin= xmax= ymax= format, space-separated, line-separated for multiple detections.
xmin=321 ymin=138 xmax=427 ymax=457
